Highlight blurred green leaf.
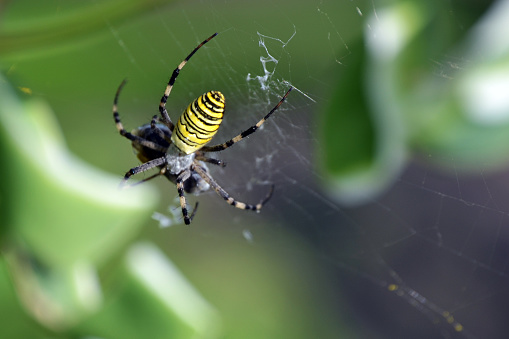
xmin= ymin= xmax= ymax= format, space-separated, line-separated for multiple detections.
xmin=320 ymin=0 xmax=508 ymax=204
xmin=319 ymin=40 xmax=381 ymax=205
xmin=0 ymin=71 xmax=158 ymax=332
xmin=0 ymin=74 xmax=157 ymax=267
xmin=78 ymin=242 xmax=221 ymax=339
xmin=0 ymin=257 xmax=50 ymax=339
xmin=410 ymin=0 xmax=509 ymax=168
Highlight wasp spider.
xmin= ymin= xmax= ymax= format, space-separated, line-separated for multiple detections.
xmin=113 ymin=32 xmax=292 ymax=225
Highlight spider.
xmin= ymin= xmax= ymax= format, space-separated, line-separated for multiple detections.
xmin=113 ymin=32 xmax=292 ymax=225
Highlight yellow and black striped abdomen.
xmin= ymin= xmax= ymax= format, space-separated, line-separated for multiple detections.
xmin=172 ymin=91 xmax=225 ymax=154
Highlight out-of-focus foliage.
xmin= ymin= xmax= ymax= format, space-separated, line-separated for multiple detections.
xmin=321 ymin=0 xmax=508 ymax=204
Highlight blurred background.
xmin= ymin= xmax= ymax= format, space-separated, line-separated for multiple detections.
xmin=1 ymin=0 xmax=509 ymax=338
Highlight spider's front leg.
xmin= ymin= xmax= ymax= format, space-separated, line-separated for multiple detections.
xmin=121 ymin=156 xmax=166 ymax=187
xmin=159 ymin=32 xmax=218 ymax=130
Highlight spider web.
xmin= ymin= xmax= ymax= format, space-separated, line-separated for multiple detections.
xmin=111 ymin=1 xmax=508 ymax=338
xmin=28 ymin=0 xmax=509 ymax=337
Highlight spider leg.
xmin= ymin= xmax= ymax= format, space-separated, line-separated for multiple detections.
xmin=121 ymin=156 xmax=166 ymax=186
xmin=195 ymin=153 xmax=227 ymax=167
xmin=189 ymin=202 xmax=199 ymax=223
xmin=150 ymin=115 xmax=172 ymax=144
xmin=193 ymin=164 xmax=274 ymax=211
xmin=123 ymin=166 xmax=167 ymax=188
xmin=159 ymin=32 xmax=218 ymax=130
xmin=200 ymin=86 xmax=293 ymax=152
xmin=113 ymin=80 xmax=167 ymax=152
xmin=175 ymin=169 xmax=193 ymax=225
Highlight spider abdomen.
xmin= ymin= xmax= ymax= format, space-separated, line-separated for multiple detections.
xmin=171 ymin=91 xmax=225 ymax=154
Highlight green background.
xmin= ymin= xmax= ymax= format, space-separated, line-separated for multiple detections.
xmin=1 ymin=0 xmax=507 ymax=338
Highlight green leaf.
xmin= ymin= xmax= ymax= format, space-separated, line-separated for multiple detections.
xmin=320 ymin=0 xmax=508 ymax=204
xmin=0 ymin=74 xmax=157 ymax=267
xmin=0 ymin=73 xmax=160 ymax=330
xmin=78 ymin=242 xmax=221 ymax=339
xmin=411 ymin=0 xmax=509 ymax=169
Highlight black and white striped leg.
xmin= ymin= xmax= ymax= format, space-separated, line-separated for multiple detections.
xmin=113 ymin=80 xmax=167 ymax=152
xmin=175 ymin=169 xmax=192 ymax=225
xmin=193 ymin=164 xmax=274 ymax=211
xmin=159 ymin=32 xmax=218 ymax=129
xmin=123 ymin=167 xmax=167 ymax=188
xmin=200 ymin=86 xmax=293 ymax=153
xmin=121 ymin=156 xmax=166 ymax=186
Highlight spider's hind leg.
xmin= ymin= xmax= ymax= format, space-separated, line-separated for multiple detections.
xmin=193 ymin=164 xmax=274 ymax=212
